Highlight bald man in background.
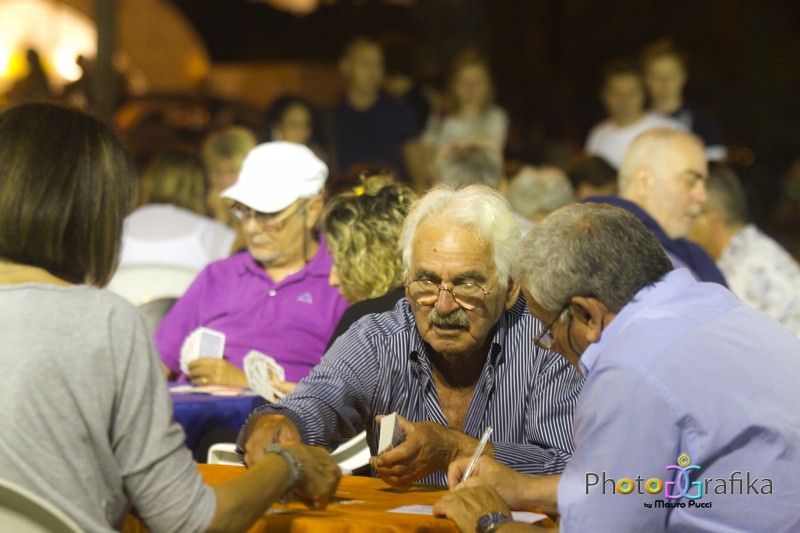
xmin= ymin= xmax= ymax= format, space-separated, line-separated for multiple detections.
xmin=584 ymin=128 xmax=726 ymax=284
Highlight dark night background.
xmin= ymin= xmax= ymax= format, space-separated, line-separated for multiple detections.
xmin=169 ymin=0 xmax=800 ymax=227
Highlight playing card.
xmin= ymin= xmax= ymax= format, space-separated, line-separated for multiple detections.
xmin=244 ymin=350 xmax=286 ymax=402
xmin=378 ymin=412 xmax=405 ymax=454
xmin=179 ymin=327 xmax=225 ymax=376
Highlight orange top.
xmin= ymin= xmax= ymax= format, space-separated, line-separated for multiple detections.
xmin=124 ymin=464 xmax=459 ymax=533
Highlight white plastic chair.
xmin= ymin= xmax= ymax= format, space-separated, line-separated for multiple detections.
xmin=0 ymin=478 xmax=82 ymax=533
xmin=206 ymin=431 xmax=371 ymax=473
xmin=106 ymin=264 xmax=198 ymax=305
xmin=207 ymin=443 xmax=244 ymax=467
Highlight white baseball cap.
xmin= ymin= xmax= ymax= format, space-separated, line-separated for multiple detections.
xmin=221 ymin=141 xmax=328 ymax=213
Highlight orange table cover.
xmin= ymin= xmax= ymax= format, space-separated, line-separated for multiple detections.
xmin=123 ymin=463 xmax=459 ymax=533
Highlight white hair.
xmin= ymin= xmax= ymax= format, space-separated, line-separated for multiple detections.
xmin=435 ymin=142 xmax=503 ymax=189
xmin=400 ymin=184 xmax=519 ymax=288
xmin=507 ymin=166 xmax=576 ymax=218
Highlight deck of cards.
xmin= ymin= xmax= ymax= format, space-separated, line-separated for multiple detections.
xmin=179 ymin=327 xmax=226 ymax=376
xmin=378 ymin=412 xmax=405 ymax=454
xmin=244 ymin=350 xmax=287 ymax=403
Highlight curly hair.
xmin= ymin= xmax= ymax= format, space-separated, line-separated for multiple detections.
xmin=322 ymin=176 xmax=416 ymax=303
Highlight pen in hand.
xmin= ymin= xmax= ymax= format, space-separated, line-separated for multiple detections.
xmin=460 ymin=426 xmax=493 ymax=485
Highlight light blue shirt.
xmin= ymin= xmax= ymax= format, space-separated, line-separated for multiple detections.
xmin=558 ymin=269 xmax=800 ymax=532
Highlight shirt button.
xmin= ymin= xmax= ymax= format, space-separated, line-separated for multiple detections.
xmin=268 ymin=289 xmax=277 ymax=296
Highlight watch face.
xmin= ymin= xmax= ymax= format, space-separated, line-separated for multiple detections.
xmin=477 ymin=512 xmax=511 ymax=533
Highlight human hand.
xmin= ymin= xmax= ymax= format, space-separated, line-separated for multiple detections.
xmin=271 ymin=376 xmax=297 ymax=396
xmin=447 ymin=455 xmax=530 ymax=509
xmin=187 ymin=357 xmax=248 ymax=387
xmin=243 ymin=414 xmax=302 ymax=467
xmin=282 ymin=443 xmax=341 ymax=509
xmin=433 ymin=484 xmax=511 ymax=533
xmin=370 ymin=414 xmax=488 ymax=486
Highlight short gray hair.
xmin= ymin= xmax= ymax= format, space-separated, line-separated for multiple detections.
xmin=401 ymin=184 xmax=519 ymax=287
xmin=618 ymin=128 xmax=703 ymax=194
xmin=436 ymin=142 xmax=503 ymax=189
xmin=706 ymin=164 xmax=749 ymax=226
xmin=507 ymin=166 xmax=576 ymax=219
xmin=512 ymin=203 xmax=672 ymax=312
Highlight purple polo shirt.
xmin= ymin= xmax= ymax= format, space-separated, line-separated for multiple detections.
xmin=155 ymin=239 xmax=349 ymax=382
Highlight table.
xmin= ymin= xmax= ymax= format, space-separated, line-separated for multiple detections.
xmin=124 ymin=464 xmax=460 ymax=533
xmin=171 ymin=392 xmax=265 ymax=452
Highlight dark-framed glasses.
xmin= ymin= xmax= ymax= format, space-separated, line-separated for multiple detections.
xmin=533 ymin=306 xmax=571 ymax=350
xmin=228 ymin=201 xmax=304 ymax=232
xmin=405 ymin=279 xmax=495 ymax=311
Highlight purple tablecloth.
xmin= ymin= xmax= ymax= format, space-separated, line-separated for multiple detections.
xmin=171 ymin=392 xmax=265 ymax=452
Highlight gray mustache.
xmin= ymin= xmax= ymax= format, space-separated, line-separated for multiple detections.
xmin=428 ymin=308 xmax=470 ymax=329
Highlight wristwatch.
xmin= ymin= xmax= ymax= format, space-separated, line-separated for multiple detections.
xmin=263 ymin=444 xmax=303 ymax=492
xmin=476 ymin=511 xmax=512 ymax=533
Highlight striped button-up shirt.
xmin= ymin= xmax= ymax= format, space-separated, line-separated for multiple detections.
xmin=239 ymin=297 xmax=584 ymax=486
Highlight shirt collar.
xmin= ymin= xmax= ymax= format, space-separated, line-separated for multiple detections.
xmin=579 ymin=268 xmax=696 ymax=376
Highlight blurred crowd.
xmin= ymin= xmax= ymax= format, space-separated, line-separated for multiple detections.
xmin=2 ymin=32 xmax=800 ymax=533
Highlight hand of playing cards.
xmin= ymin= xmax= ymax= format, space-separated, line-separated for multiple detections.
xmin=244 ymin=350 xmax=287 ymax=403
xmin=378 ymin=412 xmax=406 ymax=454
xmin=179 ymin=327 xmax=225 ymax=376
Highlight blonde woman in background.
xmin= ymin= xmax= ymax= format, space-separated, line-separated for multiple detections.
xmin=325 ymin=175 xmax=416 ymax=302
xmin=324 ymin=174 xmax=415 ymax=338
xmin=118 ymin=149 xmax=235 ymax=272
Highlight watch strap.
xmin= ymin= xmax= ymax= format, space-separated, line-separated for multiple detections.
xmin=263 ymin=444 xmax=303 ymax=492
xmin=476 ymin=511 xmax=512 ymax=533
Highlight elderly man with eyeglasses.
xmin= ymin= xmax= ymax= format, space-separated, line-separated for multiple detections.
xmin=434 ymin=203 xmax=800 ymax=533
xmin=155 ymin=142 xmax=348 ymax=388
xmin=238 ymin=184 xmax=584 ymax=487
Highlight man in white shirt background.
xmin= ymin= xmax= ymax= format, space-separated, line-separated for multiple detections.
xmin=585 ymin=62 xmax=685 ymax=168
xmin=690 ymin=164 xmax=800 ymax=336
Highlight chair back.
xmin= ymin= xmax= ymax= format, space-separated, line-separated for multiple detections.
xmin=207 ymin=443 xmax=244 ymax=467
xmin=137 ymin=297 xmax=178 ymax=340
xmin=107 ymin=264 xmax=198 ymax=305
xmin=0 ymin=478 xmax=82 ymax=533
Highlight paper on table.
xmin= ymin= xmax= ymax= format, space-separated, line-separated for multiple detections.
xmin=388 ymin=505 xmax=547 ymax=524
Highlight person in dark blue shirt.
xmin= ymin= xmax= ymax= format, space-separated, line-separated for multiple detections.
xmin=327 ymin=38 xmax=419 ymax=184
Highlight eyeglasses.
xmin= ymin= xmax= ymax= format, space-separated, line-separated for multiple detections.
xmin=405 ymin=279 xmax=495 ymax=311
xmin=229 ymin=201 xmax=305 ymax=232
xmin=533 ymin=306 xmax=571 ymax=350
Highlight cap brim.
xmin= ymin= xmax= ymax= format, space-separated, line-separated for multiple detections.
xmin=220 ymin=182 xmax=296 ymax=213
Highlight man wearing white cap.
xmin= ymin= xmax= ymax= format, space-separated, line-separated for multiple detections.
xmin=156 ymin=141 xmax=349 ymax=388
